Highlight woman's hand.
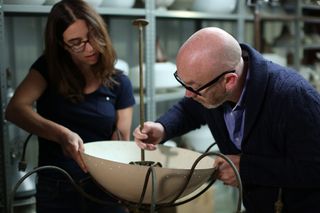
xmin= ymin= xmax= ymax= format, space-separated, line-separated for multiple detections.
xmin=60 ymin=130 xmax=87 ymax=173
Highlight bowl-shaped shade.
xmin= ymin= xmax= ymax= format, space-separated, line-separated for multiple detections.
xmin=81 ymin=141 xmax=216 ymax=204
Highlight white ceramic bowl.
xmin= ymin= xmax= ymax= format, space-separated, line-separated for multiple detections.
xmin=100 ymin=0 xmax=135 ymax=8
xmin=192 ymin=0 xmax=237 ymax=13
xmin=130 ymin=62 xmax=180 ymax=90
xmin=81 ymin=141 xmax=216 ymax=204
xmin=4 ymin=0 xmax=45 ymax=4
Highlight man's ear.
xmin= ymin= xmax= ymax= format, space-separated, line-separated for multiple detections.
xmin=224 ymin=74 xmax=237 ymax=91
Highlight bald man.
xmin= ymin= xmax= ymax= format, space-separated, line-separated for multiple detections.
xmin=133 ymin=27 xmax=320 ymax=212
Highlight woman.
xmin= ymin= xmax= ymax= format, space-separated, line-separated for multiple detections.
xmin=5 ymin=0 xmax=134 ymax=212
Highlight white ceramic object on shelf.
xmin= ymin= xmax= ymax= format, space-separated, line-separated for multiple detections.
xmin=84 ymin=0 xmax=103 ymax=7
xmin=43 ymin=0 xmax=60 ymax=5
xmin=192 ymin=0 xmax=237 ymax=13
xmin=169 ymin=0 xmax=194 ymax=10
xmin=81 ymin=141 xmax=217 ymax=204
xmin=142 ymin=0 xmax=175 ymax=10
xmin=4 ymin=0 xmax=45 ymax=4
xmin=262 ymin=53 xmax=287 ymax=67
xmin=115 ymin=59 xmax=129 ymax=76
xmin=43 ymin=0 xmax=102 ymax=7
xmin=100 ymin=0 xmax=135 ymax=8
xmin=156 ymin=0 xmax=175 ymax=10
xmin=299 ymin=66 xmax=313 ymax=82
xmin=181 ymin=125 xmax=218 ymax=153
xmin=130 ymin=62 xmax=180 ymax=91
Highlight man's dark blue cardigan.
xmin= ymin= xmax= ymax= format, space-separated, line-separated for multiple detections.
xmin=157 ymin=44 xmax=320 ymax=212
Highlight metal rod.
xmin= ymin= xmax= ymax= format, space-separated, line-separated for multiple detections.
xmin=132 ymin=19 xmax=149 ymax=162
xmin=254 ymin=2 xmax=261 ymax=52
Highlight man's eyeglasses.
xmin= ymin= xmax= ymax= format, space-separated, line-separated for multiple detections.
xmin=174 ymin=70 xmax=236 ymax=96
xmin=64 ymin=39 xmax=91 ymax=53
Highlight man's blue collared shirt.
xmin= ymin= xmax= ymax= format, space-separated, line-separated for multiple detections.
xmin=223 ymin=68 xmax=249 ymax=150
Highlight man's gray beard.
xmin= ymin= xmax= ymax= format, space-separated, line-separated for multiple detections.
xmin=203 ymin=90 xmax=230 ymax=109
xmin=204 ymin=102 xmax=223 ymax=109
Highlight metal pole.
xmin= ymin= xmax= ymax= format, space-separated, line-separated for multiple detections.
xmin=132 ymin=19 xmax=149 ymax=162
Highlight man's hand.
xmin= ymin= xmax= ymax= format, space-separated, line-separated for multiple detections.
xmin=133 ymin=121 xmax=165 ymax=150
xmin=214 ymin=154 xmax=240 ymax=187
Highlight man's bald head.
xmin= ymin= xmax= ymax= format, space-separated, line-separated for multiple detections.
xmin=176 ymin=27 xmax=242 ymax=77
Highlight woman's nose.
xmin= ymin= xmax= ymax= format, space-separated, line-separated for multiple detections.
xmin=84 ymin=41 xmax=94 ymax=52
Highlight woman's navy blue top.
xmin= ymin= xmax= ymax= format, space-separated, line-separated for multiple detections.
xmin=31 ymin=55 xmax=135 ymax=180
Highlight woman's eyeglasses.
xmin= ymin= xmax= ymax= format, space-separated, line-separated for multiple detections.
xmin=64 ymin=39 xmax=91 ymax=53
xmin=174 ymin=70 xmax=236 ymax=96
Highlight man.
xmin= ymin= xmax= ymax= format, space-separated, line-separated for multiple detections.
xmin=133 ymin=27 xmax=320 ymax=212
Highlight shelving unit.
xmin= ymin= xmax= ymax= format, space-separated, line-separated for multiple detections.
xmin=2 ymin=0 xmax=317 ymax=212
xmin=300 ymin=1 xmax=320 ymax=90
xmin=0 ymin=1 xmax=248 ymax=211
xmin=299 ymin=2 xmax=320 ymax=64
xmin=248 ymin=0 xmax=300 ymax=70
xmin=252 ymin=0 xmax=320 ymax=82
xmin=0 ymin=0 xmax=12 ymax=211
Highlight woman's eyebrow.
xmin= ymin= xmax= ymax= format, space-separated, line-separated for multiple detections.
xmin=67 ymin=37 xmax=82 ymax=43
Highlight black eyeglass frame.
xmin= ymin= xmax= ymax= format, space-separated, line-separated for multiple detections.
xmin=174 ymin=70 xmax=236 ymax=96
xmin=64 ymin=39 xmax=91 ymax=53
